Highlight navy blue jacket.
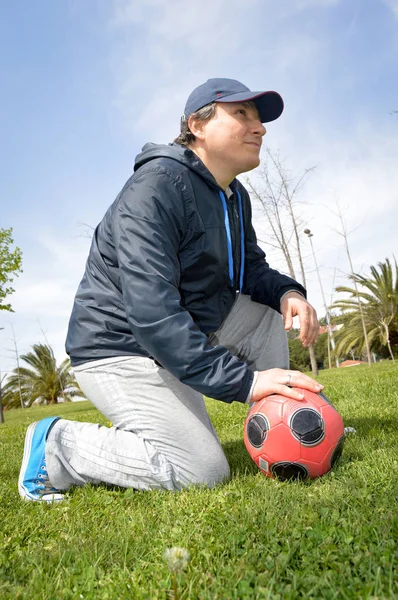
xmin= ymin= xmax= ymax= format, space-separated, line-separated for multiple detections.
xmin=66 ymin=143 xmax=306 ymax=403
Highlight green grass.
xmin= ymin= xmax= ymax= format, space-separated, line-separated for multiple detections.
xmin=1 ymin=362 xmax=397 ymax=599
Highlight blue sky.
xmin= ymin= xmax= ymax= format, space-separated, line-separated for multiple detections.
xmin=1 ymin=0 xmax=397 ymax=375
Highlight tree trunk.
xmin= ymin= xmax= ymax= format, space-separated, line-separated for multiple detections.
xmin=383 ymin=322 xmax=395 ymax=362
xmin=308 ymin=344 xmax=318 ymax=376
xmin=327 ymin=331 xmax=332 ymax=369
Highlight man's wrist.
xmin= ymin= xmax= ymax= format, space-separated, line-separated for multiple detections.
xmin=246 ymin=371 xmax=259 ymax=403
xmin=279 ymin=289 xmax=305 ymax=308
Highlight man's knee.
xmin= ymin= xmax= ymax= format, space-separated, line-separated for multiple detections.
xmin=202 ymin=452 xmax=230 ymax=488
xmin=177 ymin=449 xmax=230 ymax=489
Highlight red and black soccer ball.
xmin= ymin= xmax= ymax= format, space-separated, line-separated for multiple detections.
xmin=244 ymin=389 xmax=345 ymax=481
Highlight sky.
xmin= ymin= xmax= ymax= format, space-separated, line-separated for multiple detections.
xmin=1 ymin=0 xmax=397 ymax=376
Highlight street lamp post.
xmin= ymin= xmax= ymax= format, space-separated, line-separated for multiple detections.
xmin=304 ymin=230 xmax=339 ymax=369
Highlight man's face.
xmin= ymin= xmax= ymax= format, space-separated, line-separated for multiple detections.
xmin=199 ymin=101 xmax=266 ymax=176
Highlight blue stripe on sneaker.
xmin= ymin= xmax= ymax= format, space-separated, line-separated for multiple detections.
xmin=18 ymin=417 xmax=64 ymax=502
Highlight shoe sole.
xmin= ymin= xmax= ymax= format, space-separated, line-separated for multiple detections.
xmin=18 ymin=421 xmax=64 ymax=503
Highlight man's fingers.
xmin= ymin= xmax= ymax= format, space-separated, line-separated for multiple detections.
xmin=299 ymin=307 xmax=310 ymax=344
xmin=256 ymin=384 xmax=305 ymax=402
xmin=252 ymin=368 xmax=324 ymax=404
xmin=300 ymin=307 xmax=319 ymax=346
xmin=280 ymin=296 xmax=319 ymax=346
xmin=308 ymin=309 xmax=319 ymax=344
xmin=280 ymin=385 xmax=305 ymax=401
xmin=284 ymin=310 xmax=293 ymax=331
xmin=283 ymin=370 xmax=324 ymax=392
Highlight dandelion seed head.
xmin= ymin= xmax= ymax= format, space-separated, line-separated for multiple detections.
xmin=164 ymin=547 xmax=190 ymax=572
xmin=344 ymin=427 xmax=357 ymax=435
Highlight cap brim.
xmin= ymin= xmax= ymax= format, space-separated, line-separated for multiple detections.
xmin=215 ymin=90 xmax=284 ymax=123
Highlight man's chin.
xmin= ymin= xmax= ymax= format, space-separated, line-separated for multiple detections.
xmin=242 ymin=157 xmax=261 ymax=173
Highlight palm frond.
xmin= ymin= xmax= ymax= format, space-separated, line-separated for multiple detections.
xmin=332 ymin=257 xmax=398 ymax=360
xmin=2 ymin=344 xmax=83 ymax=409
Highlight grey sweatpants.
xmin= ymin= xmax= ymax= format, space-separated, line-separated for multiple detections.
xmin=46 ymin=295 xmax=289 ymax=492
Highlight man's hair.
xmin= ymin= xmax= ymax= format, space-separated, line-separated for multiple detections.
xmin=174 ymin=103 xmax=217 ymax=147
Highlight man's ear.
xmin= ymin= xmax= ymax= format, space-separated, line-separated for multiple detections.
xmin=188 ymin=115 xmax=206 ymax=141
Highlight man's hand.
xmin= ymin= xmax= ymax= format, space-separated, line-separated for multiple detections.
xmin=280 ymin=291 xmax=319 ymax=348
xmin=251 ymin=368 xmax=324 ymax=403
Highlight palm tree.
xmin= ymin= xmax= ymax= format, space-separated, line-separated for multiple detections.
xmin=332 ymin=258 xmax=398 ymax=361
xmin=1 ymin=343 xmax=82 ymax=409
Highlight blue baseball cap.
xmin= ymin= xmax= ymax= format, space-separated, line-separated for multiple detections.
xmin=183 ymin=78 xmax=284 ymax=123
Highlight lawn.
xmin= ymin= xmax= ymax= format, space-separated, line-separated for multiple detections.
xmin=0 ymin=362 xmax=397 ymax=599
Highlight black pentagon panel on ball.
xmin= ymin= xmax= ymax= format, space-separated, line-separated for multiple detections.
xmin=271 ymin=462 xmax=308 ymax=481
xmin=246 ymin=414 xmax=269 ymax=448
xmin=330 ymin=436 xmax=345 ymax=468
xmin=290 ymin=408 xmax=325 ymax=446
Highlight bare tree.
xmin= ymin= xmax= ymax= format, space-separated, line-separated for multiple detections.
xmin=9 ymin=324 xmax=24 ymax=409
xmin=304 ymin=229 xmax=339 ymax=369
xmin=330 ymin=201 xmax=372 ymax=365
xmin=246 ymin=158 xmax=295 ymax=276
xmin=77 ymin=222 xmax=95 ymax=239
xmin=246 ymin=149 xmax=319 ymax=375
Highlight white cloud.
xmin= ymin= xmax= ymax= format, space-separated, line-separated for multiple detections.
xmin=109 ymin=0 xmax=263 ymax=139
xmin=383 ymin=0 xmax=398 ymax=18
xmin=108 ymin=0 xmax=345 ymax=146
xmin=0 ymin=234 xmax=91 ymax=375
xmin=11 ymin=279 xmax=76 ymax=319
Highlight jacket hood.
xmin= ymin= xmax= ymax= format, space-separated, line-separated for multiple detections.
xmin=134 ymin=142 xmax=222 ymax=189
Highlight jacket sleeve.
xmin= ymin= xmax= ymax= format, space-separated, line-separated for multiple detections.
xmin=112 ymin=167 xmax=253 ymax=404
xmin=240 ymin=187 xmax=307 ymax=310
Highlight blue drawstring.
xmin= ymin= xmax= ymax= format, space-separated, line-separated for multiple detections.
xmin=218 ymin=191 xmax=234 ymax=285
xmin=236 ymin=189 xmax=245 ymax=291
xmin=218 ymin=189 xmax=245 ymax=291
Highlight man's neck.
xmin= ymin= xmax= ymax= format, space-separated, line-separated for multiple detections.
xmin=189 ymin=145 xmax=234 ymax=191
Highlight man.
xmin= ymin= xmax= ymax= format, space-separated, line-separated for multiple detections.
xmin=19 ymin=78 xmax=321 ymax=502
